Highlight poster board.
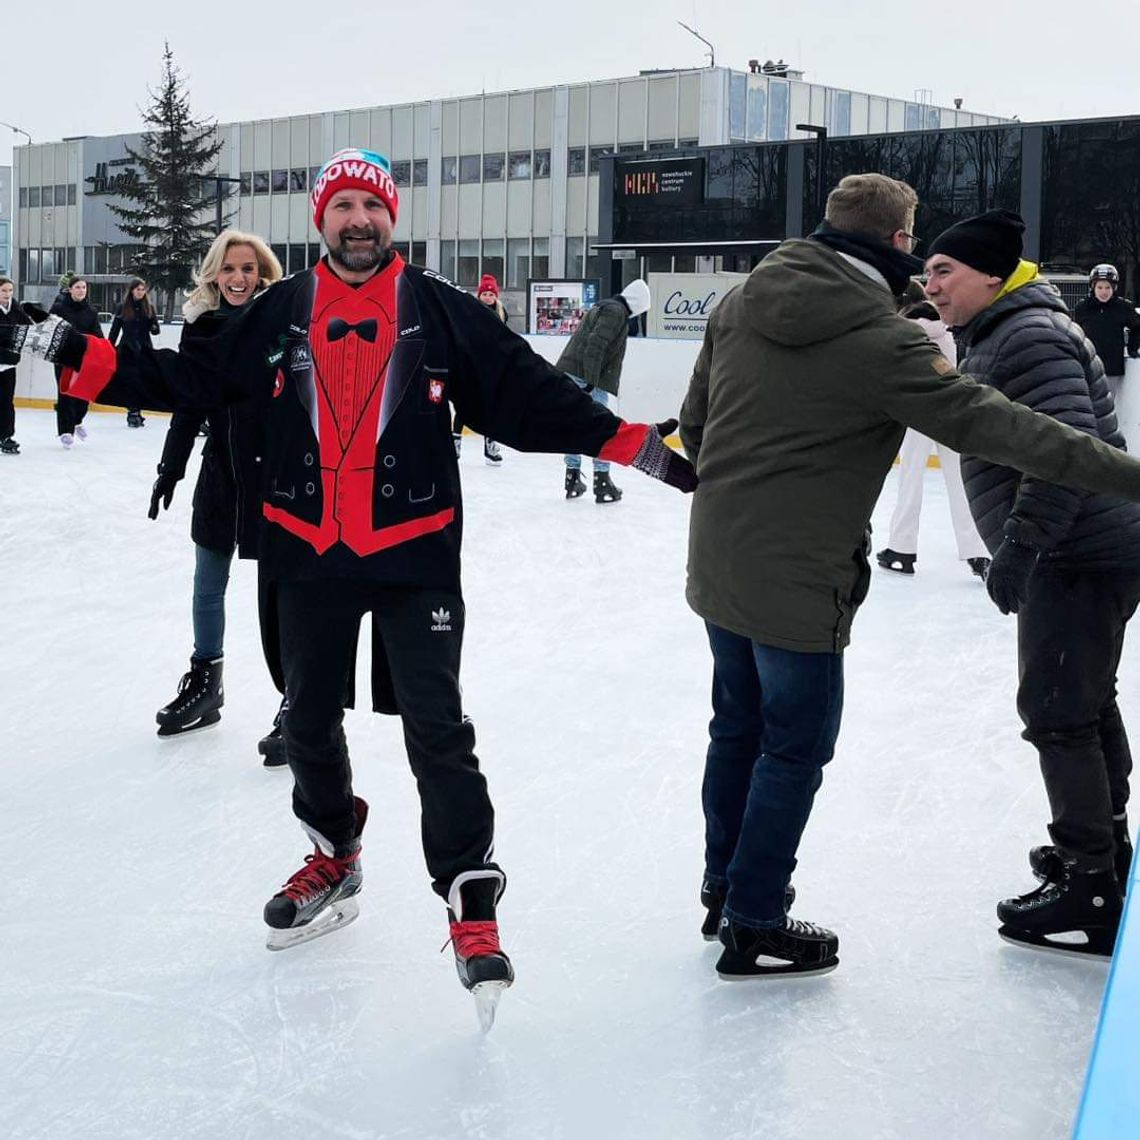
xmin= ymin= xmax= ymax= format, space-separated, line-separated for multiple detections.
xmin=528 ymin=278 xmax=601 ymax=336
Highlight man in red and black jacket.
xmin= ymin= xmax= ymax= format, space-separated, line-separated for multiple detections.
xmin=6 ymin=147 xmax=695 ymax=1013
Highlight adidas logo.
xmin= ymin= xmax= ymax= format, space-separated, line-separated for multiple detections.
xmin=430 ymin=608 xmax=452 ymax=632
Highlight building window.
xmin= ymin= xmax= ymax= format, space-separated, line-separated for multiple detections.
xmin=566 ymin=235 xmax=585 ymax=277
xmin=412 ymin=159 xmax=428 ymax=186
xmin=674 ymin=255 xmax=697 ymax=273
xmin=290 ymin=168 xmax=308 ymax=192
xmin=483 ymin=153 xmax=505 ymax=182
xmin=411 ymin=241 xmax=427 ymax=265
xmin=459 ymin=155 xmax=481 ymax=184
xmin=441 ymin=157 xmax=457 ymax=185
xmin=253 ymin=171 xmax=270 ymax=194
xmin=240 ymin=173 xmax=251 ymax=195
xmin=18 ymin=248 xmax=27 ymax=281
xmin=568 ymin=148 xmax=586 ymax=176
xmin=588 ymin=147 xmax=613 ymax=175
xmin=92 ymin=245 xmax=109 ymax=274
xmin=481 ymin=238 xmax=504 ymax=284
xmin=28 ymin=247 xmax=40 ymax=282
xmin=29 ymin=186 xmax=40 ymax=208
xmin=457 ymin=239 xmax=479 ymax=286
xmin=440 ymin=239 xmax=456 ymax=280
xmin=288 ymin=244 xmax=306 ymax=272
xmin=508 ymin=151 xmax=532 ymax=180
xmin=585 ymin=236 xmax=601 ymax=283
xmin=309 ymin=166 xmax=321 ymax=188
xmin=68 ymin=184 xmax=77 ymax=205
xmin=391 ymin=242 xmax=410 ymax=261
xmin=308 ymin=242 xmax=321 ymax=266
xmin=271 ymin=169 xmax=289 ymax=193
xmin=618 ymin=143 xmax=644 ymax=154
xmin=647 ymin=140 xmax=676 ymax=151
xmin=532 ymin=237 xmax=549 ymax=280
xmin=678 ymin=138 xmax=700 ymax=149
xmin=506 ymin=238 xmax=529 ymax=288
xmin=54 ymin=185 xmax=68 ymax=206
xmin=41 ymin=248 xmax=56 ymax=281
xmin=391 ymin=160 xmax=411 ymax=187
xmin=271 ymin=243 xmax=287 ymax=270
xmin=646 ymin=254 xmax=672 ymax=274
xmin=533 ymin=149 xmax=551 ymax=179
xmin=18 ymin=186 xmax=28 ymax=207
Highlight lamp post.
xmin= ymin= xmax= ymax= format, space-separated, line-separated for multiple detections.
xmin=677 ymin=21 xmax=715 ymax=68
xmin=0 ymin=120 xmax=32 ymax=146
xmin=796 ymin=123 xmax=828 ymax=225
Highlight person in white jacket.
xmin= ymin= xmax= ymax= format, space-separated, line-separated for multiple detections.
xmin=876 ymin=298 xmax=992 ymax=578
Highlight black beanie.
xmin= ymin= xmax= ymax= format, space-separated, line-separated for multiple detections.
xmin=926 ymin=210 xmax=1026 ymax=281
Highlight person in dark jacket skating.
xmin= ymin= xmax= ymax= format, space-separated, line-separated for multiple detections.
xmin=924 ymin=210 xmax=1140 ymax=959
xmin=6 ymin=147 xmax=696 ymax=1026
xmin=0 ymin=276 xmax=30 ymax=455
xmin=49 ymin=276 xmax=104 ymax=447
xmin=108 ymin=278 xmax=161 ymax=428
xmin=556 ymin=278 xmax=651 ymax=503
xmin=147 ymin=232 xmax=284 ymax=761
xmin=452 ymin=273 xmax=507 ymax=465
xmin=1073 ymin=264 xmax=1140 ymax=410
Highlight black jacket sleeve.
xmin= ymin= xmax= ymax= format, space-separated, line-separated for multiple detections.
xmin=108 ymin=308 xmax=123 ymax=347
xmin=1125 ymin=301 xmax=1140 ymax=357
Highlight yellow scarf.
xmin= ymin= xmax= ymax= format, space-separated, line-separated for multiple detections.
xmin=991 ymin=259 xmax=1040 ymax=304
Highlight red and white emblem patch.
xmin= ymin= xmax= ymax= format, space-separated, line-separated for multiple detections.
xmin=428 ymin=378 xmax=444 ymax=404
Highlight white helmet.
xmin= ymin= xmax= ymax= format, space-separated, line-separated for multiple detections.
xmin=619 ymin=278 xmax=651 ymax=318
xmin=1089 ymin=263 xmax=1119 ymax=288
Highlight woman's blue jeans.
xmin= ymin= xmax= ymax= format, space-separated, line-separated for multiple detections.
xmin=192 ymin=543 xmax=234 ymax=660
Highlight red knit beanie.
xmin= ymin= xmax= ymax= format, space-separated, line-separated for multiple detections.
xmin=478 ymin=274 xmax=500 ymax=297
xmin=311 ymin=148 xmax=399 ymax=231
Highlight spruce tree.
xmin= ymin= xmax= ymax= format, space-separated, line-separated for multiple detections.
xmin=110 ymin=45 xmax=226 ymax=319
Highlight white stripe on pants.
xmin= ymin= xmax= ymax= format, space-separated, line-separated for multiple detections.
xmin=887 ymin=429 xmax=988 ymax=560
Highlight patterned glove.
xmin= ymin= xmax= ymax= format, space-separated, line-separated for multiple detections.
xmin=24 ymin=314 xmax=82 ymax=363
xmin=148 ymin=467 xmax=181 ymax=520
xmin=631 ymin=418 xmax=698 ymax=493
xmin=986 ymin=536 xmax=1039 ymax=615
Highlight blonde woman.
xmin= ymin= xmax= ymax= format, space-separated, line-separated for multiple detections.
xmin=149 ymin=231 xmax=285 ymax=761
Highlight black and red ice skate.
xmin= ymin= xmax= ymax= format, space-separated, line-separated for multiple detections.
xmin=445 ymin=871 xmax=514 ymax=1031
xmin=264 ymin=799 xmax=368 ymax=951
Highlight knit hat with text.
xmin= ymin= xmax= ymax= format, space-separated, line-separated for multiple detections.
xmin=311 ymin=148 xmax=399 ymax=230
xmin=926 ymin=210 xmax=1025 ymax=281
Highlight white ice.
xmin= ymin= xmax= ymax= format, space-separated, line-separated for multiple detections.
xmin=0 ymin=408 xmax=1122 ymax=1140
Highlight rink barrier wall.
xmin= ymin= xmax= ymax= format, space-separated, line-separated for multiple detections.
xmin=15 ymin=334 xmax=1140 ymax=457
xmin=1072 ymin=854 xmax=1140 ymax=1138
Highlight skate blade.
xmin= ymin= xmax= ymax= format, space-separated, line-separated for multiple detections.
xmin=156 ymin=711 xmax=222 ymax=738
xmin=266 ymin=897 xmax=360 ymax=952
xmin=998 ymin=926 xmax=1116 ymax=961
xmin=471 ymin=980 xmax=510 ymax=1032
xmin=717 ymin=957 xmax=839 ymax=981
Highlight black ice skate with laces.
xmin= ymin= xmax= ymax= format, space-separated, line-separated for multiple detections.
xmin=716 ymin=914 xmax=839 ymax=979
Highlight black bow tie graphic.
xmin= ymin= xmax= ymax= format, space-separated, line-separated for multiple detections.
xmin=327 ymin=318 xmax=378 ymax=343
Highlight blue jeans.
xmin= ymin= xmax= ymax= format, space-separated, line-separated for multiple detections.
xmin=192 ymin=543 xmax=234 ymax=660
xmin=702 ymin=621 xmax=844 ymax=927
xmin=563 ymin=375 xmax=610 ymax=474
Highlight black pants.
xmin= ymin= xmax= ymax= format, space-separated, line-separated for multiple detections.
xmin=1017 ymin=566 xmax=1140 ymax=868
xmin=277 ymin=578 xmax=498 ymax=897
xmin=54 ymin=364 xmax=88 ymax=436
xmin=0 ymin=367 xmax=15 ymax=439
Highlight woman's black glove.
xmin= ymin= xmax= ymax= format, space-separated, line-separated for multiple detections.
xmin=148 ymin=467 xmax=182 ymax=520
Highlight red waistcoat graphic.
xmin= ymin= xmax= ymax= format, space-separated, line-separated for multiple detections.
xmin=262 ymin=255 xmax=454 ymax=556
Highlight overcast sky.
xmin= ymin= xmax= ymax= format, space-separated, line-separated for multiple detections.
xmin=4 ymin=0 xmax=1138 ymax=167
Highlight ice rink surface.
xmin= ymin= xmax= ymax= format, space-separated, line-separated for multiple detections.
xmin=1 ymin=408 xmax=1125 ymax=1140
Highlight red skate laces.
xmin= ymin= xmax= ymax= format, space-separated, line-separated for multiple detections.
xmin=280 ymin=850 xmax=353 ymax=903
xmin=444 ymin=920 xmax=503 ymax=960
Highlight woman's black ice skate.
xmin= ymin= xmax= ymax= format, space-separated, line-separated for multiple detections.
xmin=876 ymin=548 xmax=915 ymax=574
xmin=997 ymin=858 xmax=1122 ymax=959
xmin=565 ymin=467 xmax=587 ymax=499
xmin=716 ymin=916 xmax=838 ymax=979
xmin=967 ymin=557 xmax=991 ymax=579
xmin=593 ymin=471 xmax=622 ymax=503
xmin=0 ymin=437 xmax=19 ymax=456
xmin=701 ymin=878 xmax=796 ymax=941
xmin=155 ymin=657 xmax=223 ymax=737
xmin=258 ymin=697 xmax=289 ymax=769
xmin=446 ymin=871 xmax=514 ymax=1031
xmin=264 ymin=799 xmax=368 ymax=951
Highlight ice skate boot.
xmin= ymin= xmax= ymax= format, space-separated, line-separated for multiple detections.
xmin=564 ymin=467 xmax=586 ymax=499
xmin=59 ymin=433 xmax=74 ymax=449
xmin=258 ymin=697 xmax=289 ymax=769
xmin=264 ymin=798 xmax=368 ymax=951
xmin=716 ymin=915 xmax=839 ymax=979
xmin=997 ymin=858 xmax=1122 ymax=959
xmin=483 ymin=438 xmax=503 ymax=466
xmin=1031 ymin=819 xmax=1134 ymax=897
xmin=155 ymin=656 xmax=224 ymax=737
xmin=593 ymin=471 xmax=622 ymax=504
xmin=701 ymin=877 xmax=796 ymax=941
xmin=74 ymin=424 xmax=88 ymax=441
xmin=967 ymin=557 xmax=991 ymax=579
xmin=876 ymin=548 xmax=915 ymax=574
xmin=446 ymin=870 xmax=514 ymax=1031
xmin=126 ymin=410 xmax=145 ymax=428
xmin=0 ymin=437 xmax=19 ymax=456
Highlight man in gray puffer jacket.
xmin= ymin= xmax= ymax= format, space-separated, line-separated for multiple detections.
xmin=925 ymin=209 xmax=1139 ymax=961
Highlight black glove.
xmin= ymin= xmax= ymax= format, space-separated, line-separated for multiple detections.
xmin=20 ymin=302 xmax=51 ymax=324
xmin=986 ymin=537 xmax=1039 ymax=615
xmin=148 ymin=468 xmax=181 ymax=520
xmin=631 ymin=418 xmax=698 ymax=493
